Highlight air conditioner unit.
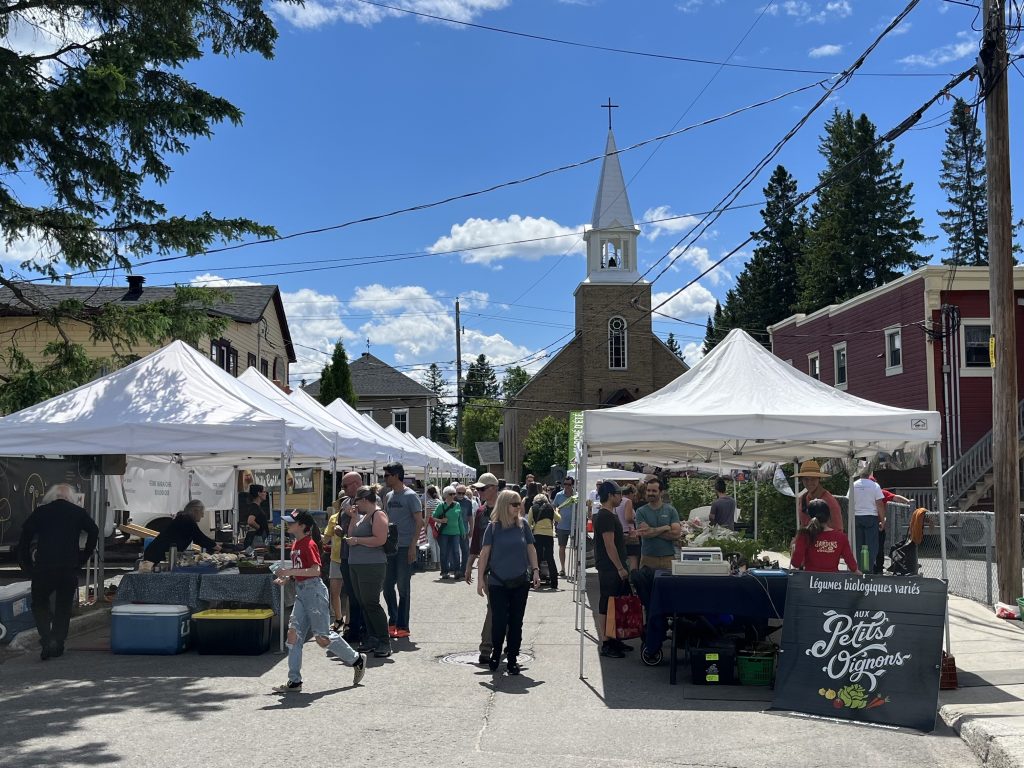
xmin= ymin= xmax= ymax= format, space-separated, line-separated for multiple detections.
xmin=957 ymin=512 xmax=993 ymax=548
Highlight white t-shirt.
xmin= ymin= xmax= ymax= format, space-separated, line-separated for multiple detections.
xmin=852 ymin=478 xmax=885 ymax=517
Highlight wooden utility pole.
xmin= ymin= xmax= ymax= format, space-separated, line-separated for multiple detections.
xmin=455 ymin=298 xmax=464 ymax=459
xmin=983 ymin=0 xmax=1020 ymax=603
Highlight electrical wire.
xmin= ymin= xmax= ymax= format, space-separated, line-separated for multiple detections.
xmin=349 ymin=0 xmax=957 ymax=79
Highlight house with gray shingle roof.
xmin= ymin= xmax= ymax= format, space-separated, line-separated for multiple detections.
xmin=0 ymin=275 xmax=296 ymax=384
xmin=303 ymin=352 xmax=437 ymax=438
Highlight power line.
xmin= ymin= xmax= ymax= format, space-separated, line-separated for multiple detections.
xmin=350 ymin=0 xmax=956 ymax=79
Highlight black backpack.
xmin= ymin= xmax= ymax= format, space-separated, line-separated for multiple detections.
xmin=532 ymin=500 xmax=554 ymax=525
xmin=372 ymin=510 xmax=400 ymax=556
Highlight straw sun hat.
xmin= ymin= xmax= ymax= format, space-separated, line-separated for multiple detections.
xmin=794 ymin=459 xmax=831 ymax=479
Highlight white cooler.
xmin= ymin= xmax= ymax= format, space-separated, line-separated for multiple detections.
xmin=0 ymin=582 xmax=34 ymax=644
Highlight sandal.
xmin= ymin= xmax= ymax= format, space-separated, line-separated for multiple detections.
xmin=331 ymin=620 xmax=344 ymax=633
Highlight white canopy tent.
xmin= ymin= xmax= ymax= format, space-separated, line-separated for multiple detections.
xmin=575 ymin=329 xmax=948 ymax=676
xmin=568 ymin=465 xmax=647 ymax=482
xmin=416 ymin=435 xmax=473 ymax=478
xmin=325 ymin=398 xmax=432 ymax=468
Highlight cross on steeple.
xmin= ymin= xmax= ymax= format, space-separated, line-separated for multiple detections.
xmin=600 ymin=97 xmax=619 ymax=131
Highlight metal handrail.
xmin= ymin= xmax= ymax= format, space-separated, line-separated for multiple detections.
xmin=941 ymin=398 xmax=1024 ymax=507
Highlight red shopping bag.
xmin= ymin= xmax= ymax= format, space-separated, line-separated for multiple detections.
xmin=605 ymin=594 xmax=643 ymax=641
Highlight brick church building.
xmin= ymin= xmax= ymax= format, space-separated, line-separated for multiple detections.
xmin=502 ymin=127 xmax=688 ymax=479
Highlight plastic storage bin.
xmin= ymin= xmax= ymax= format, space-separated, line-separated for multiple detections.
xmin=0 ymin=582 xmax=34 ymax=644
xmin=690 ymin=645 xmax=737 ymax=685
xmin=192 ymin=609 xmax=274 ymax=655
xmin=737 ymin=652 xmax=775 ymax=685
xmin=111 ymin=604 xmax=191 ymax=654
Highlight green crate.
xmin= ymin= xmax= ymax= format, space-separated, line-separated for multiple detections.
xmin=737 ymin=653 xmax=775 ymax=686
xmin=1016 ymin=597 xmax=1024 ymax=622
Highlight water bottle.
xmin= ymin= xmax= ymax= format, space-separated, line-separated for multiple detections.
xmin=859 ymin=545 xmax=870 ymax=572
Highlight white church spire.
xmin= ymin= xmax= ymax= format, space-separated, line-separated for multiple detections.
xmin=590 ymin=129 xmax=635 ymax=230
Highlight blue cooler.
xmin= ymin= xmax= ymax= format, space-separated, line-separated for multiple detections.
xmin=0 ymin=582 xmax=34 ymax=644
xmin=111 ymin=604 xmax=191 ymax=654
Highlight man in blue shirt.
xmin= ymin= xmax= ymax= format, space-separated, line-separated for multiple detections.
xmin=634 ymin=477 xmax=681 ymax=572
xmin=382 ymin=463 xmax=423 ymax=639
xmin=552 ymin=477 xmax=576 ymax=577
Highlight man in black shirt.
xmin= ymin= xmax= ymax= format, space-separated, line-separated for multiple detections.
xmin=593 ymin=480 xmax=631 ymax=659
xmin=17 ymin=484 xmax=98 ymax=660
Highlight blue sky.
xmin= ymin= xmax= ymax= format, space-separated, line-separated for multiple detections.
xmin=4 ymin=0 xmax=1021 ymax=388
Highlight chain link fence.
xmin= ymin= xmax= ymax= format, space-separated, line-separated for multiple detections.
xmin=888 ymin=503 xmax=1009 ymax=605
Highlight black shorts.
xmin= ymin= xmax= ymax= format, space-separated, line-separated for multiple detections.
xmin=626 ymin=543 xmax=642 ymax=558
xmin=557 ymin=530 xmax=571 ymax=547
xmin=598 ymin=568 xmax=628 ymax=614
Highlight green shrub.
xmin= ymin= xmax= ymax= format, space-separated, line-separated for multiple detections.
xmin=667 ymin=477 xmax=715 ymax=516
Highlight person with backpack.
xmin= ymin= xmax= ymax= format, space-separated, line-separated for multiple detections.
xmin=476 ymin=490 xmax=541 ymax=675
xmin=346 ymin=486 xmax=394 ymax=659
xmin=433 ymin=486 xmax=467 ymax=579
xmin=527 ymin=493 xmax=560 ymax=590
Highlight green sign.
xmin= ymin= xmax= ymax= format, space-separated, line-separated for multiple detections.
xmin=568 ymin=410 xmax=584 ymax=471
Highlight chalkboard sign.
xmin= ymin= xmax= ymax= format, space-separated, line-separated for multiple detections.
xmin=771 ymin=572 xmax=946 ymax=732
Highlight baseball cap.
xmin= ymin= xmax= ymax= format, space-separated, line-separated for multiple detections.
xmin=598 ymin=480 xmax=622 ymax=497
xmin=282 ymin=510 xmax=315 ymax=529
xmin=473 ymin=472 xmax=499 ymax=489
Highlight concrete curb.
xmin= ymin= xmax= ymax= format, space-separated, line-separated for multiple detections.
xmin=941 ymin=704 xmax=1024 ymax=768
xmin=8 ymin=604 xmax=111 ymax=653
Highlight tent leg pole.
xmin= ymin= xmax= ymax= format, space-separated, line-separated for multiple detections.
xmin=331 ymin=459 xmax=337 ymax=508
xmin=578 ymin=448 xmax=588 ymax=680
xmin=934 ymin=445 xmax=951 ymax=653
xmin=794 ymin=457 xmax=801 ymax=534
xmin=848 ymin=460 xmax=858 ymax=564
xmin=753 ymin=464 xmax=759 ymax=542
xmin=280 ymin=454 xmax=288 ymax=654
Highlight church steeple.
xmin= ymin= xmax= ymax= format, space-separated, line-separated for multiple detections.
xmin=583 ymin=127 xmax=641 ymax=283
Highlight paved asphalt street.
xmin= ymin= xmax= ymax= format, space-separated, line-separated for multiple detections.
xmin=0 ymin=569 xmax=981 ymax=768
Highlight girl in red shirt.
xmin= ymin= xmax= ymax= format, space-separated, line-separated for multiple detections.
xmin=791 ymin=499 xmax=859 ymax=574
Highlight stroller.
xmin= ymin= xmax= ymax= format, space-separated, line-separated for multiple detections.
xmin=887 ymin=507 xmax=926 ymax=576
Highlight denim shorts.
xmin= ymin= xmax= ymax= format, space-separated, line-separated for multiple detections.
xmin=329 ymin=560 xmax=343 ymax=580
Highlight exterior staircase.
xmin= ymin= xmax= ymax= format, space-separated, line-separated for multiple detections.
xmin=939 ymin=398 xmax=1024 ymax=510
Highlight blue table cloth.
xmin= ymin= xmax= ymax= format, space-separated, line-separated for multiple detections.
xmin=116 ymin=573 xmax=203 ymax=611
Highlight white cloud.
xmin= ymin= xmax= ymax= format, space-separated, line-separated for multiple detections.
xmin=898 ymin=32 xmax=977 ymax=68
xmin=0 ymin=228 xmax=60 ymax=266
xmin=651 ymin=282 xmax=717 ymax=320
xmin=2 ymin=8 xmax=100 ymax=78
xmin=191 ymin=273 xmax=261 ymax=288
xmin=782 ymin=0 xmax=851 ymax=23
xmin=641 ymin=206 xmax=700 ymax=242
xmin=462 ymin=328 xmax=542 ymax=371
xmin=783 ymin=1 xmax=811 ymax=17
xmin=272 ymin=0 xmax=509 ymax=29
xmin=428 ymin=214 xmax=585 ymax=266
xmin=681 ymin=341 xmax=705 ymax=367
xmin=664 ymin=244 xmax=742 ymax=285
xmin=808 ymin=43 xmax=843 ymax=58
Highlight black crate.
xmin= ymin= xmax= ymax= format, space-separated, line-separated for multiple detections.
xmin=690 ymin=645 xmax=737 ymax=685
xmin=192 ymin=609 xmax=273 ymax=655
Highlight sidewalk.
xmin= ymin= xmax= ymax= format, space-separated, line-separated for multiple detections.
xmin=941 ymin=595 xmax=1024 ymax=768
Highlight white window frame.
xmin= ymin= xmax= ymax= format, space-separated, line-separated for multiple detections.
xmin=884 ymin=326 xmax=903 ymax=376
xmin=358 ymin=408 xmax=374 ymax=420
xmin=608 ymin=316 xmax=628 ymax=370
xmin=391 ymin=408 xmax=409 ymax=433
xmin=960 ymin=319 xmax=993 ymax=377
xmin=832 ymin=342 xmax=848 ymax=390
xmin=807 ymin=352 xmax=820 ymax=381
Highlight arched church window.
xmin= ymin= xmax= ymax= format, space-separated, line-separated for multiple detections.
xmin=608 ymin=316 xmax=627 ymax=370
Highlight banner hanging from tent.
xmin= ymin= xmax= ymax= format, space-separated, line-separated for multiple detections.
xmin=771 ymin=571 xmax=946 ymax=732
xmin=568 ymin=411 xmax=584 ymax=473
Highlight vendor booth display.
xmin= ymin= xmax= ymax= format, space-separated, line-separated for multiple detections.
xmin=576 ymin=329 xmax=948 ymax=688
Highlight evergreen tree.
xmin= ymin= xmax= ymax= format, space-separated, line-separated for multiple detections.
xmin=0 ymin=1 xmax=290 ymax=406
xmin=938 ymin=98 xmax=988 ymax=266
xmin=317 ymin=341 xmax=357 ymax=408
xmin=665 ymin=333 xmax=684 ymax=358
xmin=422 ymin=363 xmax=452 ymax=443
xmin=702 ymin=301 xmax=724 ymax=355
xmin=797 ymin=109 xmax=929 ymax=312
xmin=719 ymin=166 xmax=806 ymax=347
xmin=464 ymin=354 xmax=500 ymax=400
xmin=501 ymin=365 xmax=531 ymax=404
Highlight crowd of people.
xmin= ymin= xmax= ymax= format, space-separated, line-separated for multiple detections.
xmin=13 ymin=459 xmax=908 ymax=690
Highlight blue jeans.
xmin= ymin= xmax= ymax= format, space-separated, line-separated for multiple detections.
xmin=440 ymin=534 xmax=462 ymax=574
xmin=459 ymin=535 xmax=469 ymax=576
xmin=855 ymin=516 xmax=880 ymax=572
xmin=287 ymin=578 xmax=358 ymax=684
xmin=384 ymin=550 xmax=414 ymax=630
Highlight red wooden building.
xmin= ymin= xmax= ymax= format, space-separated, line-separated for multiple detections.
xmin=769 ymin=265 xmax=1024 ymax=509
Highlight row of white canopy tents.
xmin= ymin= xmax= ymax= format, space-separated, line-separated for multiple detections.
xmin=574 ymin=329 xmax=950 ymax=676
xmin=0 ymin=340 xmax=472 ymax=649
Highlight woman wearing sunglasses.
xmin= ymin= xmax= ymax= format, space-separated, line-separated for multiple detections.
xmin=476 ymin=490 xmax=541 ymax=675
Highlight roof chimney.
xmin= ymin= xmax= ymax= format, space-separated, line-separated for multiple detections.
xmin=64 ymin=274 xmax=72 ymax=286
xmin=125 ymin=275 xmax=145 ymax=299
